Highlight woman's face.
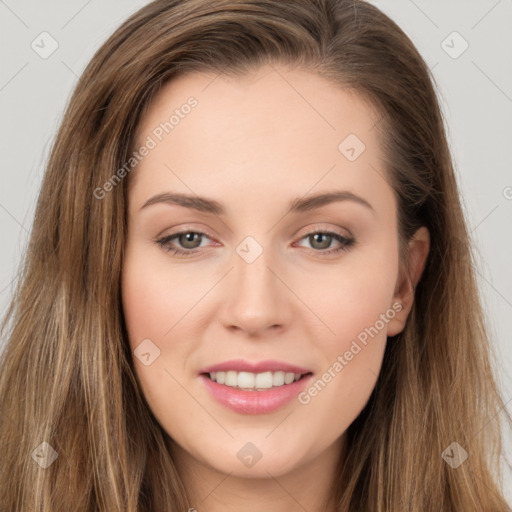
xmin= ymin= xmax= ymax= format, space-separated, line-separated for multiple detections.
xmin=122 ymin=64 xmax=428 ymax=480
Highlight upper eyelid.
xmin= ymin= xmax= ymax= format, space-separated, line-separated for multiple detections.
xmin=159 ymin=221 xmax=352 ymax=238
xmin=158 ymin=228 xmax=217 ymax=244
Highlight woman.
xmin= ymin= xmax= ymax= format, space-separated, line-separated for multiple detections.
xmin=0 ymin=0 xmax=510 ymax=510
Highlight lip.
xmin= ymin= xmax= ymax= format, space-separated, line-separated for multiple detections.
xmin=198 ymin=359 xmax=312 ymax=375
xmin=200 ymin=372 xmax=314 ymax=414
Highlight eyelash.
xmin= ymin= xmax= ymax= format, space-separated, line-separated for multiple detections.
xmin=156 ymin=229 xmax=355 ymax=257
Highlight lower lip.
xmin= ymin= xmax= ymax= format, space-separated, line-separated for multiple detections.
xmin=199 ymin=373 xmax=314 ymax=414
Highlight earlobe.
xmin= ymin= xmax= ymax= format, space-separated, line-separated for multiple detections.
xmin=386 ymin=226 xmax=430 ymax=337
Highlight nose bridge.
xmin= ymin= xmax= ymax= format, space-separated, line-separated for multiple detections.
xmin=233 ymin=235 xmax=278 ymax=302
xmin=223 ymin=234 xmax=286 ymax=332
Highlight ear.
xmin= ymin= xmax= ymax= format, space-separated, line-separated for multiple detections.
xmin=386 ymin=226 xmax=430 ymax=337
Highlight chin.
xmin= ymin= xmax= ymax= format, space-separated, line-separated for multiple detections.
xmin=210 ymin=443 xmax=305 ymax=478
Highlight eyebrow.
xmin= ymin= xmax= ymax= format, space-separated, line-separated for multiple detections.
xmin=139 ymin=190 xmax=375 ymax=216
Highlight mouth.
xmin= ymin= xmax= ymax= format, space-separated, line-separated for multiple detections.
xmin=199 ymin=370 xmax=315 ymax=414
xmin=197 ymin=359 xmax=314 ymax=413
xmin=201 ymin=370 xmax=313 ymax=391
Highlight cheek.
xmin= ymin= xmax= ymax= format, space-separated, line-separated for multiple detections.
xmin=121 ymin=247 xmax=189 ymax=391
xmin=313 ymin=243 xmax=398 ymax=350
xmin=322 ymin=279 xmax=395 ymax=356
xmin=121 ymin=249 xmax=200 ymax=430
xmin=121 ymin=245 xmax=206 ymax=346
xmin=299 ymin=242 xmax=397 ymax=420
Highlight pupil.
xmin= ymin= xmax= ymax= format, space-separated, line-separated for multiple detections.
xmin=182 ymin=232 xmax=200 ymax=248
xmin=312 ymin=233 xmax=330 ymax=249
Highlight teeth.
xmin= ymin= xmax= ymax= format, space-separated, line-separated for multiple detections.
xmin=272 ymin=371 xmax=285 ymax=386
xmin=256 ymin=371 xmax=273 ymax=388
xmin=284 ymin=372 xmax=295 ymax=385
xmin=208 ymin=370 xmax=304 ymax=390
xmin=225 ymin=370 xmax=238 ymax=387
xmin=238 ymin=371 xmax=255 ymax=388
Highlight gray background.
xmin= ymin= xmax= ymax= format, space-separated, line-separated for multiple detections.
xmin=1 ymin=0 xmax=511 ymax=502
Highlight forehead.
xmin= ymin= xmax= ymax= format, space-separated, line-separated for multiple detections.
xmin=128 ymin=64 xmax=391 ymax=216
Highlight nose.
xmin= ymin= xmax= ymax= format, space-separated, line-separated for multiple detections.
xmin=219 ymin=245 xmax=291 ymax=336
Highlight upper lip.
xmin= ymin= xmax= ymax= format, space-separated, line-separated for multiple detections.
xmin=199 ymin=359 xmax=313 ymax=375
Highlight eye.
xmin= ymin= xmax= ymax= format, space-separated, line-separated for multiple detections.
xmin=156 ymin=229 xmax=356 ymax=257
xmin=156 ymin=230 xmax=213 ymax=256
xmin=294 ymin=230 xmax=355 ymax=255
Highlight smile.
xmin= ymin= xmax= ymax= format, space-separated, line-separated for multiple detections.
xmin=205 ymin=370 xmax=308 ymax=391
xmin=199 ymin=372 xmax=314 ymax=414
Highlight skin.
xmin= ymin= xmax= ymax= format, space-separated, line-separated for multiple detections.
xmin=121 ymin=63 xmax=430 ymax=511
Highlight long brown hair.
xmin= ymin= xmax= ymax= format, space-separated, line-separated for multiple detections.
xmin=1 ymin=0 xmax=510 ymax=510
